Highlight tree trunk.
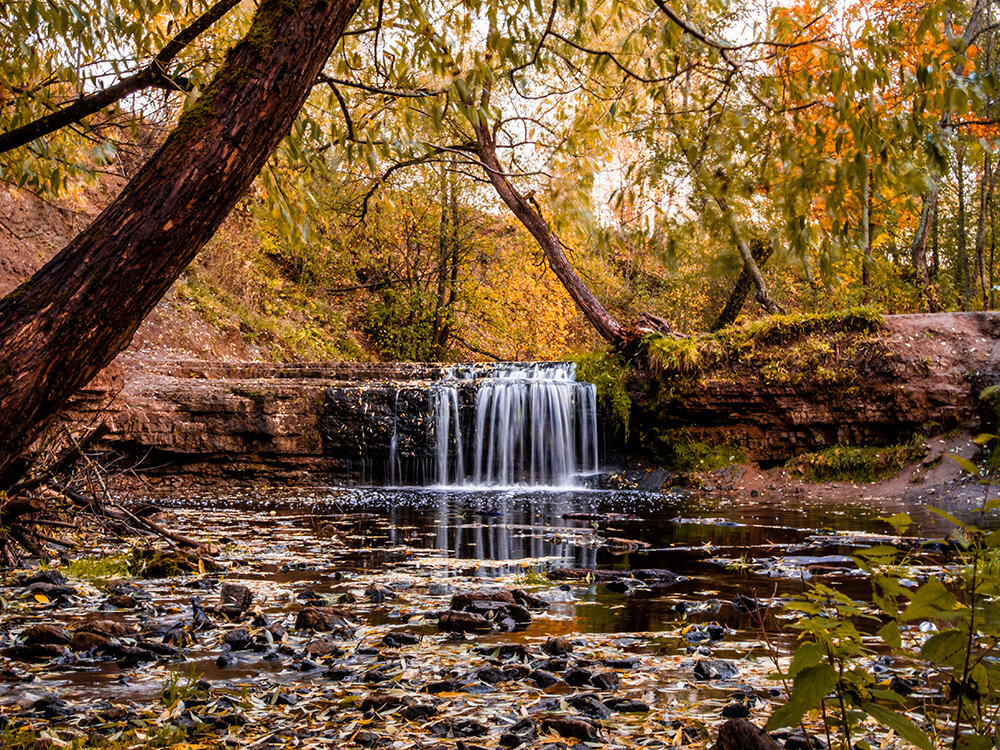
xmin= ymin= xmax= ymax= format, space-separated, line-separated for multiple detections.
xmin=861 ymin=158 xmax=871 ymax=300
xmin=0 ymin=0 xmax=361 ymax=482
xmin=714 ymin=196 xmax=781 ymax=315
xmin=910 ymin=183 xmax=940 ymax=312
xmin=957 ymin=146 xmax=971 ymax=309
xmin=974 ymin=152 xmax=997 ymax=309
xmin=711 ymin=238 xmax=774 ymax=331
xmin=472 ymin=120 xmax=625 ymax=347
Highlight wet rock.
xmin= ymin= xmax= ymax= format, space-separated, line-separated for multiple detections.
xmin=511 ymin=589 xmax=548 ymax=609
xmin=685 ymin=624 xmax=726 ymax=642
xmin=438 ymin=611 xmax=490 ymax=633
xmin=476 ymin=665 xmax=509 ymax=685
xmin=136 ymin=639 xmax=179 ymax=657
xmin=116 ymin=645 xmax=157 ymax=667
xmin=106 ymin=594 xmax=140 ymax=609
xmin=436 ymin=718 xmax=489 ymax=737
xmin=400 ymin=702 xmax=439 ymax=720
xmin=75 ymin=617 xmax=136 ymax=638
xmin=603 ymin=656 xmax=638 ymax=669
xmin=218 ymin=582 xmax=253 ymax=618
xmin=25 ymin=581 xmax=77 ymax=598
xmin=591 ymin=671 xmax=621 ymax=691
xmin=182 ymin=577 xmax=219 ymax=590
xmin=424 ymin=677 xmax=464 ymax=694
xmin=733 ymin=594 xmax=768 ymax=614
xmin=722 ymin=702 xmax=751 ymax=719
xmin=564 ymin=668 xmax=592 ymax=687
xmin=366 ymin=583 xmax=396 ymax=602
xmin=69 ymin=631 xmax=114 ymax=653
xmin=605 ymin=698 xmax=649 ymax=712
xmin=382 ymin=631 xmax=420 ymax=648
xmin=502 ymin=664 xmax=532 ymax=680
xmin=3 ymin=643 xmax=68 ymax=661
xmin=782 ymin=732 xmax=826 ymax=750
xmin=527 ymin=669 xmax=560 ymax=688
xmin=536 ymin=657 xmax=569 ymax=672
xmin=360 ymin=694 xmax=407 ymax=713
xmin=716 ymin=719 xmax=781 ymax=750
xmin=890 ymin=675 xmax=919 ymax=696
xmin=106 ymin=580 xmax=150 ymax=600
xmin=305 ymin=637 xmax=343 ymax=657
xmin=32 ymin=695 xmax=73 ymax=718
xmin=323 ymin=666 xmax=353 ymax=680
xmin=566 ymin=693 xmax=611 ymax=719
xmin=22 ymin=570 xmax=68 ymax=587
xmin=295 ymin=606 xmax=354 ymax=634
xmin=499 ymin=717 xmax=538 ymax=747
xmin=542 ymin=636 xmax=573 ymax=656
xmin=364 ymin=667 xmax=394 ymax=683
xmin=20 ymin=624 xmax=70 ymax=646
xmin=216 ymin=652 xmax=238 ymax=668
xmin=605 ymin=579 xmax=641 ymax=594
xmin=541 ymin=715 xmax=601 ymax=741
xmin=476 ymin=643 xmax=529 ymax=660
xmin=451 ymin=588 xmax=517 ymax=609
xmin=353 ymin=731 xmax=383 ymax=747
xmin=428 ymin=583 xmax=454 ymax=597
xmin=223 ymin=628 xmax=251 ymax=651
xmin=693 ymin=659 xmax=738 ymax=681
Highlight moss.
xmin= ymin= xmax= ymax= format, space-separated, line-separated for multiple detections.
xmin=61 ymin=553 xmax=132 ymax=584
xmin=644 ymin=428 xmax=747 ymax=472
xmin=788 ymin=436 xmax=925 ymax=483
xmin=574 ymin=349 xmax=632 ymax=436
xmin=644 ymin=307 xmax=884 ymax=380
xmin=126 ymin=548 xmax=220 ymax=578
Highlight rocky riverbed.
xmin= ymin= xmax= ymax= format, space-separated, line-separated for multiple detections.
xmin=0 ymin=484 xmax=992 ymax=749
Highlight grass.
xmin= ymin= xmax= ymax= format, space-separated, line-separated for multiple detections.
xmin=61 ymin=552 xmax=132 ymax=584
xmin=788 ymin=435 xmax=926 ymax=483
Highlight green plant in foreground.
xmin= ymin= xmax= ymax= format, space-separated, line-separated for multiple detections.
xmin=769 ymin=436 xmax=1000 ymax=749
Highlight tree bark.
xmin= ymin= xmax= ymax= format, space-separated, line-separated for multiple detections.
xmin=711 ymin=238 xmax=774 ymax=331
xmin=910 ymin=183 xmax=940 ymax=312
xmin=471 ymin=120 xmax=625 ymax=347
xmin=714 ymin=196 xmax=781 ymax=315
xmin=974 ymin=152 xmax=997 ymax=309
xmin=958 ymin=147 xmax=970 ymax=309
xmin=0 ymin=0 xmax=361 ymax=481
xmin=861 ymin=158 xmax=872 ymax=300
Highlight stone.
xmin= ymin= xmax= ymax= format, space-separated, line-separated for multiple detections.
xmin=20 ymin=624 xmax=70 ymax=646
xmin=721 ymin=703 xmax=751 ymax=719
xmin=542 ymin=636 xmax=573 ymax=656
xmin=219 ymin=582 xmax=253 ymax=616
xmin=70 ymin=631 xmax=114 ymax=653
xmin=382 ymin=631 xmax=420 ymax=647
xmin=438 ymin=611 xmax=490 ymax=633
xmin=294 ymin=606 xmax=354 ymax=633
xmin=223 ymin=628 xmax=251 ymax=651
xmin=304 ymin=637 xmax=343 ymax=657
xmin=566 ymin=693 xmax=611 ymax=719
xmin=715 ymin=719 xmax=781 ymax=750
xmin=605 ymin=698 xmax=649 ymax=713
xmin=541 ymin=715 xmax=600 ymax=741
xmin=74 ymin=618 xmax=136 ymax=638
xmin=591 ymin=671 xmax=621 ymax=691
xmin=564 ymin=668 xmax=592 ymax=687
xmin=693 ymin=659 xmax=738 ymax=681
xmin=527 ymin=669 xmax=560 ymax=688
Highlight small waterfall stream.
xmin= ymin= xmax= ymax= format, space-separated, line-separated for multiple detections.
xmin=424 ymin=362 xmax=599 ymax=488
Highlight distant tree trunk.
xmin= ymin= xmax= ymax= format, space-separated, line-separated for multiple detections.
xmin=861 ymin=159 xmax=872 ymax=300
xmin=711 ymin=239 xmax=774 ymax=331
xmin=910 ymin=184 xmax=940 ymax=312
xmin=0 ymin=0 xmax=361 ymax=483
xmin=957 ymin=147 xmax=971 ymax=309
xmin=714 ymin=196 xmax=782 ymax=315
xmin=932 ymin=199 xmax=940 ymax=279
xmin=472 ymin=120 xmax=625 ymax=348
xmin=974 ymin=152 xmax=997 ymax=309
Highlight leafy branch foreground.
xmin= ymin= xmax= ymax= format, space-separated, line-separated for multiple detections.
xmin=770 ymin=451 xmax=1000 ymax=750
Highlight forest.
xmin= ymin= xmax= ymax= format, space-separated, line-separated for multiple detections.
xmin=2 ymin=0 xmax=1000 ymax=749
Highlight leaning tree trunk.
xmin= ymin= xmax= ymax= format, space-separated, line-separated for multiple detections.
xmin=471 ymin=119 xmax=626 ymax=348
xmin=0 ymin=0 xmax=361 ymax=482
xmin=711 ymin=238 xmax=774 ymax=331
xmin=910 ymin=183 xmax=940 ymax=313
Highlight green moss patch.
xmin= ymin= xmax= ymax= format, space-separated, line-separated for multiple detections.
xmin=788 ymin=437 xmax=925 ymax=483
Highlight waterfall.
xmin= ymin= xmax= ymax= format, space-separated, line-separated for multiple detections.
xmin=427 ymin=362 xmax=598 ymax=488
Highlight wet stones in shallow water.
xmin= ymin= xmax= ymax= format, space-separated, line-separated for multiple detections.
xmin=438 ymin=610 xmax=491 ymax=633
xmin=542 ymin=636 xmax=573 ymax=656
xmin=353 ymin=731 xmax=383 ymax=747
xmin=603 ymin=656 xmax=638 ymax=669
xmin=324 ymin=665 xmax=353 ymax=680
xmin=19 ymin=624 xmax=70 ymax=647
xmin=715 ymin=719 xmax=781 ymax=750
xmin=721 ymin=702 xmax=751 ymax=719
xmin=780 ymin=732 xmax=826 ymax=749
xmin=218 ymin=582 xmax=253 ymax=618
xmin=223 ymin=628 xmax=251 ymax=651
xmin=424 ymin=677 xmax=464 ymax=694
xmin=32 ymin=695 xmax=73 ymax=718
xmin=366 ymin=583 xmax=396 ymax=602
xmin=21 ymin=570 xmax=68 ymax=587
xmin=890 ymin=675 xmax=919 ymax=696
xmin=605 ymin=697 xmax=649 ymax=713
xmin=527 ymin=669 xmax=560 ymax=688
xmin=25 ymin=581 xmax=77 ymax=598
xmin=693 ymin=659 xmax=738 ymax=681
xmin=566 ymin=693 xmax=611 ymax=719
xmin=564 ymin=667 xmax=592 ymax=687
xmin=216 ymin=652 xmax=238 ymax=668
xmin=305 ymin=637 xmax=344 ymax=657
xmin=541 ymin=715 xmax=601 ymax=742
xmin=3 ymin=643 xmax=68 ymax=661
xmin=382 ymin=631 xmax=420 ymax=648
xmin=591 ymin=670 xmax=621 ymax=691
xmin=685 ymin=624 xmax=726 ymax=642
xmin=536 ymin=657 xmax=569 ymax=672
xmin=295 ymin=606 xmax=354 ymax=634
xmin=475 ymin=643 xmax=529 ymax=660
xmin=75 ymin=617 xmax=137 ymax=639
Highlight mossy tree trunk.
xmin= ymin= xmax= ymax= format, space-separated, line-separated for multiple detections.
xmin=0 ymin=0 xmax=361 ymax=483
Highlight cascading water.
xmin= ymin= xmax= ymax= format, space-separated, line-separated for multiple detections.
xmin=427 ymin=362 xmax=599 ymax=488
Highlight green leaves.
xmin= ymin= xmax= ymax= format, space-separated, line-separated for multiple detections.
xmin=766 ymin=663 xmax=838 ymax=730
xmin=920 ymin=628 xmax=968 ymax=668
xmin=900 ymin=578 xmax=959 ymax=621
xmin=858 ymin=701 xmax=934 ymax=750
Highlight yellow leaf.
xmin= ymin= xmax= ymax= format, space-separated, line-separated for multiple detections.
xmin=34 ymin=594 xmax=49 ymax=603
